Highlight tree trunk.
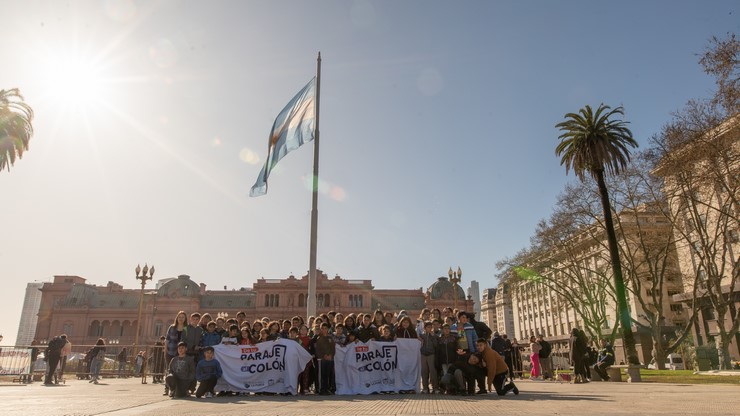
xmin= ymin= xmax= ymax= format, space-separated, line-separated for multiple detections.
xmin=717 ymin=336 xmax=732 ymax=370
xmin=595 ymin=169 xmax=641 ymax=365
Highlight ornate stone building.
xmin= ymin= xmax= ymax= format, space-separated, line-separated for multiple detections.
xmin=33 ymin=271 xmax=475 ymax=347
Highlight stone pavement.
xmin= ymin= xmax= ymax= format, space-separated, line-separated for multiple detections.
xmin=0 ymin=378 xmax=738 ymax=416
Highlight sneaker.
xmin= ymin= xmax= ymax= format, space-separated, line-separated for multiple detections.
xmin=512 ymin=385 xmax=519 ymax=395
xmin=421 ymin=389 xmax=430 ymax=394
xmin=205 ymin=392 xmax=213 ymax=398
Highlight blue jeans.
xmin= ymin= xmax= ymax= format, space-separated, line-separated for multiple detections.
xmin=91 ymin=359 xmax=103 ymax=380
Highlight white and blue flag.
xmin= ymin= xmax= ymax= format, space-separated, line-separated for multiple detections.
xmin=250 ymin=78 xmax=316 ymax=197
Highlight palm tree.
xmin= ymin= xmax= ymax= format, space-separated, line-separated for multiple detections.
xmin=555 ymin=104 xmax=640 ymax=365
xmin=0 ymin=88 xmax=34 ymax=172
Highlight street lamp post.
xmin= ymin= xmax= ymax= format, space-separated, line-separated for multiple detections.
xmin=133 ymin=264 xmax=155 ymax=365
xmin=448 ymin=266 xmax=462 ymax=310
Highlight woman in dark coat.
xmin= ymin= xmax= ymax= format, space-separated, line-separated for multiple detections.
xmin=569 ymin=328 xmax=588 ymax=383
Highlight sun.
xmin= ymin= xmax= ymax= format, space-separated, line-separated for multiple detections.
xmin=39 ymin=53 xmax=107 ymax=110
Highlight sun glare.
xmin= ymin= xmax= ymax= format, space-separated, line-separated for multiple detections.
xmin=38 ymin=54 xmax=108 ymax=111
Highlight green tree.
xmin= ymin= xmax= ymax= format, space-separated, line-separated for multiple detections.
xmin=555 ymin=104 xmax=640 ymax=365
xmin=0 ymin=88 xmax=34 ymax=172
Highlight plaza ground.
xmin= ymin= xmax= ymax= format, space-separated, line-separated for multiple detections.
xmin=1 ymin=377 xmax=739 ymax=416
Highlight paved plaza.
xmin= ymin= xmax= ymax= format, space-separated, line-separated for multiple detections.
xmin=0 ymin=378 xmax=738 ymax=416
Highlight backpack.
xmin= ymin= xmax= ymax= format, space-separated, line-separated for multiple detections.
xmin=539 ymin=339 xmax=552 ymax=358
xmin=472 ymin=320 xmax=492 ymax=341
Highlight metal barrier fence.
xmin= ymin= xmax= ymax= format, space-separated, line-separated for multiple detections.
xmin=0 ymin=344 xmax=167 ymax=384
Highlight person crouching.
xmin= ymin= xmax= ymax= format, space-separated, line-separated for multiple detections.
xmin=475 ymin=338 xmax=519 ymax=396
xmin=166 ymin=342 xmax=195 ymax=398
xmin=195 ymin=346 xmax=222 ymax=399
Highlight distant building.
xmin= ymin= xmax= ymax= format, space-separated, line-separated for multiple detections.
xmin=33 ymin=271 xmax=472 ymax=347
xmin=494 ymin=282 xmax=515 ymax=337
xmin=480 ymin=288 xmax=497 ymax=330
xmin=468 ymin=280 xmax=481 ymax=319
xmin=16 ymin=282 xmax=44 ymax=346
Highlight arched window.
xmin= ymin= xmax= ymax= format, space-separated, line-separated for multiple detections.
xmin=63 ymin=321 xmax=74 ymax=337
xmin=318 ymin=294 xmax=324 ymax=308
xmin=324 ymin=294 xmax=330 ymax=307
xmin=87 ymin=321 xmax=100 ymax=337
xmin=298 ymin=294 xmax=305 ymax=307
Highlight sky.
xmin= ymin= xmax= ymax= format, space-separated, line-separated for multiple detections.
xmin=0 ymin=0 xmax=737 ymax=345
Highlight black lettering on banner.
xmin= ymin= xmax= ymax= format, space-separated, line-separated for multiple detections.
xmin=240 ymin=344 xmax=287 ymax=374
xmin=356 ymin=345 xmax=398 ymax=373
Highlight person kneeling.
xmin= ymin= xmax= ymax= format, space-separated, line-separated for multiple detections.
xmin=475 ymin=338 xmax=519 ymax=396
xmin=166 ymin=342 xmax=195 ymax=398
xmin=195 ymin=346 xmax=223 ymax=398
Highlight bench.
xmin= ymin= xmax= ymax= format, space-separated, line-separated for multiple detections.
xmin=606 ymin=365 xmax=625 ymax=382
xmin=605 ymin=365 xmax=642 ymax=382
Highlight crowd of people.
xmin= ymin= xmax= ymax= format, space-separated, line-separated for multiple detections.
xmin=37 ymin=306 xmax=617 ymax=397
xmin=155 ymin=307 xmax=521 ymax=398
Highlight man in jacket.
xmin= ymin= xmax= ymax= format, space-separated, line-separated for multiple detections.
xmin=314 ymin=322 xmax=336 ymax=395
xmin=593 ymin=339 xmax=615 ymax=381
xmin=476 ymin=339 xmax=519 ymax=396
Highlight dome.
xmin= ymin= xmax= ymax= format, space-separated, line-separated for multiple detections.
xmin=157 ymin=275 xmax=200 ymax=298
xmin=426 ymin=277 xmax=466 ymax=301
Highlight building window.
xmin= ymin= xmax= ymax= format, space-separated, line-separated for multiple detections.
xmin=265 ymin=294 xmax=270 ymax=307
xmin=318 ymin=294 xmax=324 ymax=307
xmin=63 ymin=322 xmax=74 ymax=337
xmin=154 ymin=321 xmax=163 ymax=337
xmin=298 ymin=294 xmax=305 ymax=307
xmin=275 ymin=294 xmax=279 ymax=307
xmin=358 ymin=295 xmax=363 ymax=308
xmin=324 ymin=294 xmax=330 ymax=307
xmin=670 ymin=304 xmax=683 ymax=312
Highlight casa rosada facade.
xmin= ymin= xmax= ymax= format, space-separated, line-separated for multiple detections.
xmin=32 ymin=271 xmax=474 ymax=347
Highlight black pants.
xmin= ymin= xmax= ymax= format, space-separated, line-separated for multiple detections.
xmin=44 ymin=355 xmax=61 ymax=384
xmin=593 ymin=363 xmax=610 ymax=380
xmin=195 ymin=376 xmax=218 ymax=397
xmin=165 ymin=375 xmax=195 ymax=397
xmin=504 ymin=355 xmax=514 ymax=379
xmin=492 ymin=372 xmax=516 ymax=396
xmin=317 ymin=359 xmax=334 ymax=394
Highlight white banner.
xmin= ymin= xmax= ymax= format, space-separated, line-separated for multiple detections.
xmin=334 ymin=339 xmax=421 ymax=395
xmin=214 ymin=339 xmax=312 ymax=394
xmin=0 ymin=349 xmax=31 ymax=375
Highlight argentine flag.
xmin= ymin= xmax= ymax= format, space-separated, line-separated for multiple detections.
xmin=250 ymin=77 xmax=316 ymax=197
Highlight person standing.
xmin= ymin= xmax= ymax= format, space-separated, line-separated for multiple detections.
xmin=314 ymin=323 xmax=335 ymax=395
xmin=569 ymin=328 xmax=588 ymax=383
xmin=117 ymin=347 xmax=128 ymax=378
xmin=451 ymin=311 xmax=478 ymax=353
xmin=28 ymin=339 xmax=39 ymax=383
xmin=43 ymin=335 xmax=65 ymax=385
xmin=536 ymin=334 xmax=552 ymax=380
xmin=529 ymin=336 xmax=541 ymax=379
xmin=152 ymin=336 xmax=166 ymax=383
xmin=88 ymin=338 xmax=106 ymax=384
xmin=58 ymin=335 xmax=71 ymax=383
xmin=419 ymin=321 xmax=439 ymax=394
xmin=164 ymin=311 xmax=188 ymax=395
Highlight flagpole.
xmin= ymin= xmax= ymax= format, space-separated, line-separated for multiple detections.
xmin=307 ymin=52 xmax=321 ymax=320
